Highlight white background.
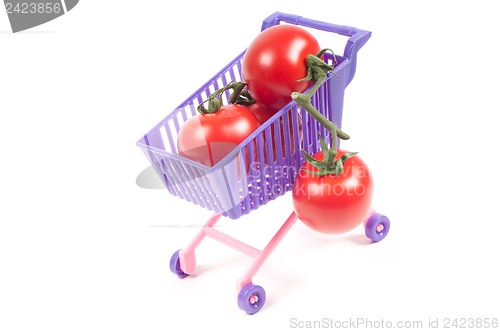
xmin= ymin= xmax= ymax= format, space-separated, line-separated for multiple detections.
xmin=1 ymin=1 xmax=499 ymax=331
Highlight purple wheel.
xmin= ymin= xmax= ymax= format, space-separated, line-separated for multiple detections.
xmin=365 ymin=213 xmax=390 ymax=242
xmin=169 ymin=249 xmax=189 ymax=278
xmin=237 ymin=284 xmax=266 ymax=315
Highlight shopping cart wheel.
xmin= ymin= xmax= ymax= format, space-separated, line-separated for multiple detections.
xmin=365 ymin=213 xmax=390 ymax=242
xmin=169 ymin=249 xmax=189 ymax=278
xmin=237 ymin=284 xmax=266 ymax=315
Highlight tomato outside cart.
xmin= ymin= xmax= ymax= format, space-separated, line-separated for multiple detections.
xmin=136 ymin=12 xmax=390 ymax=315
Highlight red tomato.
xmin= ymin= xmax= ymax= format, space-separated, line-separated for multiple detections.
xmin=177 ymin=104 xmax=260 ymax=167
xmin=292 ymin=150 xmax=374 ymax=234
xmin=247 ymin=102 xmax=274 ymax=124
xmin=242 ymin=24 xmax=321 ymax=112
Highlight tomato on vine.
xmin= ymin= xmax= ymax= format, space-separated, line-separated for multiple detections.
xmin=241 ymin=24 xmax=321 ymax=112
xmin=292 ymin=138 xmax=374 ymax=234
xmin=177 ymin=83 xmax=260 ymax=167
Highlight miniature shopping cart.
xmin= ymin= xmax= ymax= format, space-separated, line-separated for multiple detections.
xmin=136 ymin=12 xmax=390 ymax=314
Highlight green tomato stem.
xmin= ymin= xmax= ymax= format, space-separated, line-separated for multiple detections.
xmin=197 ymin=81 xmax=248 ymax=114
xmin=291 ymin=89 xmax=350 ymax=141
xmin=228 ymin=81 xmax=247 ymax=104
xmin=292 ymin=48 xmax=357 ymax=176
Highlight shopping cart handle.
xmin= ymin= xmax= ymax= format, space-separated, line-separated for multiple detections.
xmin=261 ymin=12 xmax=371 ymax=87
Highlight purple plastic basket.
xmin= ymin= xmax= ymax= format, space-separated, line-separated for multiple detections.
xmin=136 ymin=12 xmax=371 ymax=219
